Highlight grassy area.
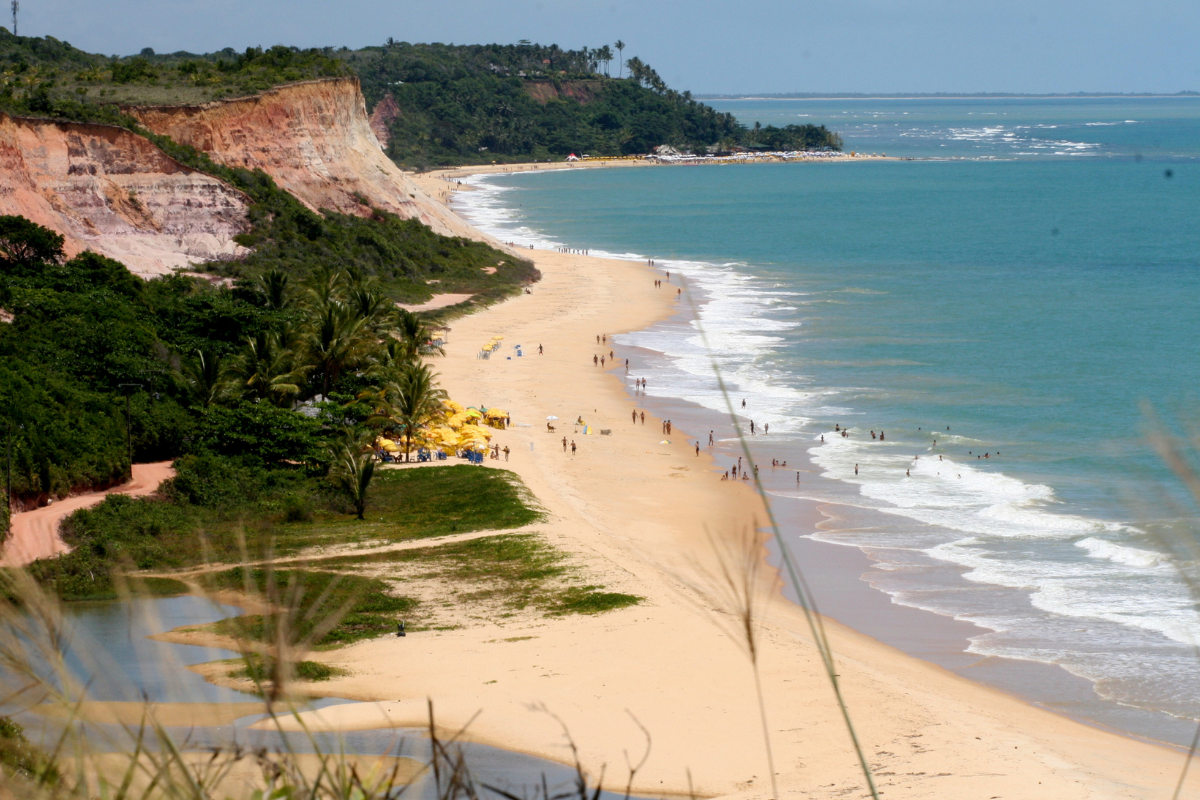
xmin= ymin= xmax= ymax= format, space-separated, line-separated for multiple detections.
xmin=233 ymin=654 xmax=347 ymax=683
xmin=268 ymin=466 xmax=542 ymax=550
xmin=25 ymin=462 xmax=540 ymax=601
xmin=312 ymin=533 xmax=641 ymax=618
xmin=205 ymin=568 xmax=417 ymax=649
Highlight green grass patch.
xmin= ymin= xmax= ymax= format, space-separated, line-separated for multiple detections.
xmin=128 ymin=577 xmax=190 ymax=597
xmin=27 ymin=462 xmax=539 ymax=601
xmin=204 ymin=568 xmax=417 ymax=649
xmin=551 ymin=586 xmax=642 ymax=615
xmin=233 ymin=654 xmax=346 ymax=683
xmin=312 ymin=533 xmax=640 ymax=617
xmin=270 ymin=465 xmax=542 ymax=550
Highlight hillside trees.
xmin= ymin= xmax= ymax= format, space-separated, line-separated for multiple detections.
xmin=0 ymin=216 xmax=464 ymax=514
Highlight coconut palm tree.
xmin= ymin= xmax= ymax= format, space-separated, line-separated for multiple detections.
xmin=346 ymin=282 xmax=392 ymax=331
xmin=221 ymin=331 xmax=309 ymax=407
xmin=256 ymin=268 xmax=291 ymax=311
xmin=393 ymin=309 xmax=445 ymax=362
xmin=302 ymin=266 xmax=346 ymax=310
xmin=183 ymin=346 xmax=225 ymax=407
xmin=597 ymin=45 xmax=613 ymax=77
xmin=614 ymin=40 xmax=625 ymax=77
xmin=363 ymin=363 xmax=447 ymax=463
xmin=330 ymin=442 xmax=375 ymax=520
xmin=304 ymin=301 xmax=375 ymax=398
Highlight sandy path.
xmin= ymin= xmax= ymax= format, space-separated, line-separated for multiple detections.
xmin=2 ymin=461 xmax=175 ymax=567
xmin=396 ymin=293 xmax=475 ymax=312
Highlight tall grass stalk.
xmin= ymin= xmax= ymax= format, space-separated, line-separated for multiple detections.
xmin=682 ymin=280 xmax=880 ymax=799
xmin=673 ymin=527 xmax=779 ymax=800
xmin=1141 ymin=406 xmax=1200 ymax=800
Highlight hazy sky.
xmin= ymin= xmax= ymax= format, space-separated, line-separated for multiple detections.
xmin=18 ymin=0 xmax=1200 ymax=94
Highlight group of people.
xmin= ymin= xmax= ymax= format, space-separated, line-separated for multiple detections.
xmin=558 ymin=247 xmax=590 ymax=255
xmin=561 ymin=436 xmax=577 ymax=456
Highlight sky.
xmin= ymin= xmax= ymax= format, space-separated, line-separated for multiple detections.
xmin=16 ymin=0 xmax=1200 ymax=95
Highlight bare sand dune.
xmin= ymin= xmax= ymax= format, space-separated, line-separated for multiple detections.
xmin=3 ymin=461 xmax=175 ymax=567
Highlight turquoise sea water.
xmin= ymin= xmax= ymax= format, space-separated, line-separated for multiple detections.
xmin=453 ymin=97 xmax=1200 ymax=741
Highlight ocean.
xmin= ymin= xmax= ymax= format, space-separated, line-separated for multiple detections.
xmin=450 ymin=96 xmax=1200 ymax=745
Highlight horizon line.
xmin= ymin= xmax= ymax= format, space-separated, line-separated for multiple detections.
xmin=696 ymin=91 xmax=1200 ymax=101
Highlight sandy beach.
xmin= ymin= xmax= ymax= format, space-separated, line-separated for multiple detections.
xmin=214 ymin=168 xmax=1200 ymax=799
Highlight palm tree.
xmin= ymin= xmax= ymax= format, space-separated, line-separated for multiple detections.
xmin=302 ymin=266 xmax=345 ymax=310
xmin=363 ymin=363 xmax=447 ymax=463
xmin=330 ymin=443 xmax=375 ymax=520
xmin=393 ymin=309 xmax=445 ymax=362
xmin=596 ymin=45 xmax=613 ymax=77
xmin=183 ymin=347 xmax=225 ymax=407
xmin=221 ymin=331 xmax=309 ymax=407
xmin=346 ymin=282 xmax=392 ymax=331
xmin=304 ymin=301 xmax=375 ymax=398
xmin=614 ymin=40 xmax=625 ymax=77
xmin=256 ymin=268 xmax=291 ymax=311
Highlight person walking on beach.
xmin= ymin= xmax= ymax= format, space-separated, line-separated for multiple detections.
xmin=640 ymin=411 xmax=645 ymax=425
xmin=562 ymin=437 xmax=568 ymax=452
xmin=596 ymin=335 xmax=601 ymax=344
xmin=538 ymin=344 xmax=543 ymax=355
xmin=571 ymin=440 xmax=577 ymax=456
xmin=796 ymin=471 xmax=800 ymax=485
xmin=504 ymin=446 xmax=510 ymax=461
xmin=667 ymin=420 xmax=672 ymax=435
xmin=593 ymin=355 xmax=598 ymax=366
xmin=709 ymin=431 xmax=714 ymax=446
xmin=695 ymin=442 xmax=700 ymax=456
xmin=633 ymin=409 xmax=638 ymax=424
xmin=855 ymin=464 xmax=859 ymax=475
xmin=764 ymin=423 xmax=768 ymax=435
xmin=600 ymin=356 xmax=605 ymax=367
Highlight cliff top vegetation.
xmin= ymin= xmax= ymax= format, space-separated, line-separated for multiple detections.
xmin=0 ymin=29 xmax=842 ymax=167
xmin=0 ymin=27 xmax=350 ymax=111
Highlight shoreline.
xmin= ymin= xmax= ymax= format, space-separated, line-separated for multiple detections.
xmin=236 ymin=169 xmax=1200 ymax=797
xmin=439 ymin=161 xmax=1200 ymax=750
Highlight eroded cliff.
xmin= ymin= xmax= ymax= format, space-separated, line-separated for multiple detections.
xmin=130 ymin=78 xmax=477 ymax=239
xmin=0 ymin=113 xmax=251 ymax=277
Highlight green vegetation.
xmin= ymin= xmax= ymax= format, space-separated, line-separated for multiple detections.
xmin=0 ymin=717 xmax=58 ymax=785
xmin=206 ymin=568 xmax=417 ymax=648
xmin=0 ymin=28 xmax=350 ymax=110
xmin=312 ymin=533 xmax=641 ymax=617
xmin=233 ymin=654 xmax=345 ymax=682
xmin=350 ymin=42 xmax=842 ymax=167
xmin=26 ymin=461 xmax=538 ymax=601
xmin=0 ymin=213 xmax=533 ymax=516
xmin=0 ymin=29 xmax=841 ymax=170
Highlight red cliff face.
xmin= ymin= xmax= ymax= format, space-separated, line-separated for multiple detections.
xmin=130 ymin=78 xmax=476 ymax=239
xmin=368 ymin=93 xmax=401 ymax=151
xmin=0 ymin=113 xmax=250 ymax=277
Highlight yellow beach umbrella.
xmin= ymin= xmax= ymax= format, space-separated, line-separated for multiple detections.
xmin=444 ymin=399 xmax=465 ymax=414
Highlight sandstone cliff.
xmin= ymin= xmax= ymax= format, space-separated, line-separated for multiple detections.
xmin=0 ymin=113 xmax=250 ymax=277
xmin=130 ymin=78 xmax=478 ymax=240
xmin=368 ymin=93 xmax=401 ymax=151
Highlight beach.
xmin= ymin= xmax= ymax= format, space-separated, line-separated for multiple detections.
xmin=232 ymin=166 xmax=1200 ymax=799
